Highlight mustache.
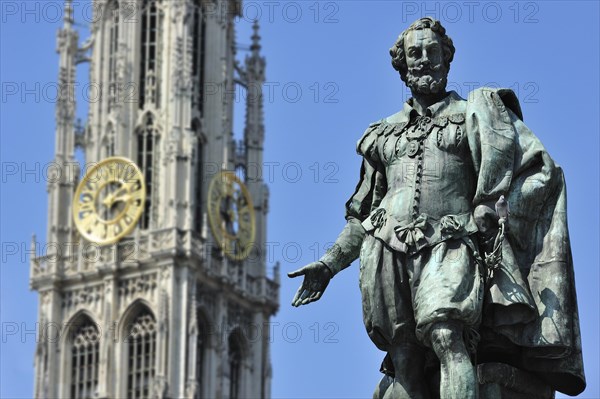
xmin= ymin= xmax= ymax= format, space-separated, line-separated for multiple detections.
xmin=408 ymin=63 xmax=444 ymax=75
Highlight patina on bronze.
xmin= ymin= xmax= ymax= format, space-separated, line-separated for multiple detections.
xmin=289 ymin=17 xmax=585 ymax=398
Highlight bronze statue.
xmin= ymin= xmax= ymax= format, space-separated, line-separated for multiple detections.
xmin=289 ymin=17 xmax=585 ymax=398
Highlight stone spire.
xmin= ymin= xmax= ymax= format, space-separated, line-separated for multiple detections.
xmin=63 ymin=0 xmax=73 ymax=29
xmin=244 ymin=20 xmax=265 ymax=148
xmin=48 ymin=0 xmax=78 ymax=245
xmin=243 ymin=20 xmax=269 ymax=278
xmin=250 ymin=20 xmax=261 ymax=54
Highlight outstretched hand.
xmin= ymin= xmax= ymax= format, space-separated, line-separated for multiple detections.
xmin=288 ymin=261 xmax=332 ymax=307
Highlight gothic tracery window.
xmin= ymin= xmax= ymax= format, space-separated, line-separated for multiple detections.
xmin=193 ymin=119 xmax=204 ymax=233
xmin=139 ymin=0 xmax=161 ymax=108
xmin=106 ymin=0 xmax=119 ymax=113
xmin=69 ymin=319 xmax=100 ymax=399
xmin=191 ymin=0 xmax=206 ymax=114
xmin=137 ymin=113 xmax=158 ymax=229
xmin=125 ymin=308 xmax=157 ymax=399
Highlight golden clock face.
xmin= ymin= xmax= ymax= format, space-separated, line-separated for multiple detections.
xmin=73 ymin=157 xmax=146 ymax=245
xmin=207 ymin=171 xmax=256 ymax=261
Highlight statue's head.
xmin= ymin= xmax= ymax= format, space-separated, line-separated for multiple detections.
xmin=390 ymin=17 xmax=455 ymax=95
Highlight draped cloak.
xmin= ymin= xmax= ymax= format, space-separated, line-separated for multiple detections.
xmin=319 ymin=88 xmax=585 ymax=395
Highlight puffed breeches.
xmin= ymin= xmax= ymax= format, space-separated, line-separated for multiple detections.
xmin=359 ymin=234 xmax=483 ymax=350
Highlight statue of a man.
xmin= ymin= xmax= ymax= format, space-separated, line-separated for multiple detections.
xmin=289 ymin=17 xmax=585 ymax=398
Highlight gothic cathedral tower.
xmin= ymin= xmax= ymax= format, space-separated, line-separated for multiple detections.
xmin=29 ymin=1 xmax=279 ymax=398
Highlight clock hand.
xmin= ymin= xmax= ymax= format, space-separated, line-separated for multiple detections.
xmin=102 ymin=192 xmax=117 ymax=208
xmin=102 ymin=185 xmax=128 ymax=208
xmin=112 ymin=194 xmax=131 ymax=205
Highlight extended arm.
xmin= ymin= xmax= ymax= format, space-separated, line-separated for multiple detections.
xmin=289 ymin=123 xmax=385 ymax=306
xmin=288 ymin=217 xmax=366 ymax=307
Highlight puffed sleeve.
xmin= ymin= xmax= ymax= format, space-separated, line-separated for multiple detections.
xmin=319 ymin=122 xmax=387 ymax=276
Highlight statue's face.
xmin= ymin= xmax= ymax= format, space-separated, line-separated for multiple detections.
xmin=403 ymin=28 xmax=448 ymax=95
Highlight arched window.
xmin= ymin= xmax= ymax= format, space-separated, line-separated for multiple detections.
xmin=125 ymin=308 xmax=156 ymax=399
xmin=193 ymin=119 xmax=204 ymax=233
xmin=191 ymin=0 xmax=206 ymax=114
xmin=139 ymin=0 xmax=161 ymax=108
xmin=228 ymin=333 xmax=243 ymax=399
xmin=106 ymin=0 xmax=119 ymax=113
xmin=69 ymin=317 xmax=100 ymax=399
xmin=137 ymin=113 xmax=158 ymax=229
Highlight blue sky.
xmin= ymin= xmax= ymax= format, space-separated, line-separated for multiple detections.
xmin=1 ymin=1 xmax=599 ymax=398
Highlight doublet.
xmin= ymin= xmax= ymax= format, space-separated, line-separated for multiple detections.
xmin=358 ymin=105 xmax=480 ymax=256
xmin=340 ymin=91 xmax=480 ymax=259
xmin=323 ymin=91 xmax=485 ymax=349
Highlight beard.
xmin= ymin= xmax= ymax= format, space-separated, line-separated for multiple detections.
xmin=405 ymin=63 xmax=448 ymax=95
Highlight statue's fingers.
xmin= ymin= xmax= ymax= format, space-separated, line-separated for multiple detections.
xmin=287 ymin=266 xmax=307 ymax=278
xmin=301 ymin=292 xmax=315 ymax=305
xmin=294 ymin=289 xmax=313 ymax=307
xmin=291 ymin=285 xmax=307 ymax=307
xmin=301 ymin=290 xmax=321 ymax=305
xmin=298 ymin=289 xmax=311 ymax=303
xmin=293 ymin=288 xmax=312 ymax=307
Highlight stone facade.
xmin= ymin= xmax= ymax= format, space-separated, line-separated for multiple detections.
xmin=30 ymin=1 xmax=278 ymax=398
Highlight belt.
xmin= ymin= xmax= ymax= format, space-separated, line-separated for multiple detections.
xmin=361 ymin=209 xmax=479 ymax=255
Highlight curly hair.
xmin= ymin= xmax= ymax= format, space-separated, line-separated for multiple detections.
xmin=390 ymin=17 xmax=455 ymax=83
